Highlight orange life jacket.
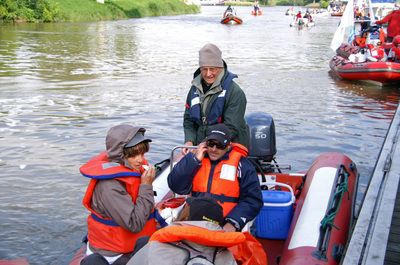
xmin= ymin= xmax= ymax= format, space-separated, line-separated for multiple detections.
xmin=192 ymin=143 xmax=248 ymax=216
xmin=379 ymin=28 xmax=386 ymax=43
xmin=355 ymin=37 xmax=366 ymax=47
xmin=81 ymin=152 xmax=156 ymax=253
xmin=149 ymin=224 xmax=246 ymax=248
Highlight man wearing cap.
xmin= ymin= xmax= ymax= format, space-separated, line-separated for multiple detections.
xmin=183 ymin=43 xmax=248 ymax=153
xmin=80 ymin=125 xmax=157 ymax=265
xmin=375 ymin=6 xmax=400 ymax=42
xmin=168 ymin=123 xmax=263 ymax=233
xmin=126 ymin=197 xmax=244 ymax=265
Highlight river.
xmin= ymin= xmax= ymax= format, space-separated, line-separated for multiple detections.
xmin=0 ymin=5 xmax=399 ymax=264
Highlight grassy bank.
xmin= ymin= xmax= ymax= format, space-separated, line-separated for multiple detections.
xmin=0 ymin=0 xmax=200 ymax=23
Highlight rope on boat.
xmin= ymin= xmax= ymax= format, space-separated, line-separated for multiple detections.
xmin=320 ymin=164 xmax=350 ymax=231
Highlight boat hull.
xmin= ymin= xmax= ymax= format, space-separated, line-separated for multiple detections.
xmin=331 ymin=12 xmax=343 ymax=16
xmin=278 ymin=152 xmax=358 ymax=265
xmin=69 ymin=151 xmax=358 ymax=265
xmin=221 ymin=16 xmax=243 ymax=25
xmin=290 ymin=18 xmax=314 ymax=27
xmin=329 ymin=55 xmax=400 ymax=84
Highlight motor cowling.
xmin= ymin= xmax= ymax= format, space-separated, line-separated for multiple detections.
xmin=245 ymin=113 xmax=277 ymax=163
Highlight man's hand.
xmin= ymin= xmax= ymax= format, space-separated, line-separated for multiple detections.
xmin=222 ymin=222 xmax=236 ymax=232
xmin=141 ymin=164 xmax=155 ymax=185
xmin=194 ymin=142 xmax=208 ymax=161
xmin=182 ymin=141 xmax=194 ymax=155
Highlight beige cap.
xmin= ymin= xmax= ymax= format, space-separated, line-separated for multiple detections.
xmin=199 ymin=43 xmax=223 ymax=67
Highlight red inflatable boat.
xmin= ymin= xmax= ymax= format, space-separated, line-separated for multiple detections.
xmin=221 ymin=14 xmax=242 ymax=25
xmin=329 ymin=55 xmax=400 ymax=84
xmin=69 ymin=113 xmax=359 ymax=265
xmin=252 ymin=10 xmax=262 ymax=15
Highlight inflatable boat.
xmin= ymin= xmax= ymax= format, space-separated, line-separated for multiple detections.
xmin=221 ymin=13 xmax=243 ymax=25
xmin=69 ymin=112 xmax=359 ymax=265
xmin=252 ymin=10 xmax=262 ymax=16
xmin=330 ymin=24 xmax=400 ymax=84
xmin=329 ymin=55 xmax=400 ymax=84
xmin=290 ymin=17 xmax=315 ymax=27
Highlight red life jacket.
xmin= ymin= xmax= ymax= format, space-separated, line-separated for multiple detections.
xmin=390 ymin=46 xmax=400 ymax=60
xmin=81 ymin=152 xmax=156 ymax=253
xmin=367 ymin=44 xmax=386 ymax=59
xmin=192 ymin=143 xmax=248 ymax=216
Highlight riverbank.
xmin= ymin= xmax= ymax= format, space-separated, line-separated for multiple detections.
xmin=0 ymin=0 xmax=200 ymax=23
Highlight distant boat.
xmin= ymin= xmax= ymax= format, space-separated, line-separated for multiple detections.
xmin=290 ymin=17 xmax=315 ymax=27
xmin=285 ymin=8 xmax=295 ymax=16
xmin=329 ymin=0 xmax=400 ymax=84
xmin=331 ymin=11 xmax=343 ymax=16
xmin=252 ymin=10 xmax=262 ymax=16
xmin=221 ymin=12 xmax=243 ymax=25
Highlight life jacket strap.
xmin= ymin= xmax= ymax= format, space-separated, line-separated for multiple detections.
xmin=90 ymin=209 xmax=163 ymax=228
xmin=191 ymin=192 xmax=239 ymax=204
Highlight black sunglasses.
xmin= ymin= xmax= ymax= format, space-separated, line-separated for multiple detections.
xmin=206 ymin=140 xmax=227 ymax=150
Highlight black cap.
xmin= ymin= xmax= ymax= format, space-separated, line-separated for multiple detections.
xmin=125 ymin=130 xmax=152 ymax=148
xmin=206 ymin=123 xmax=231 ymax=145
xmin=186 ymin=197 xmax=224 ymax=225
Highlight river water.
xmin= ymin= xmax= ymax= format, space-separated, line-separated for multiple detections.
xmin=0 ymin=5 xmax=399 ymax=264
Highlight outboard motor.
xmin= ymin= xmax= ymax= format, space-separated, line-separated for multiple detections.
xmin=245 ymin=113 xmax=277 ymax=174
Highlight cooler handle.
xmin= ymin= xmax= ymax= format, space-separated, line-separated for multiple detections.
xmin=261 ymin=182 xmax=295 ymax=203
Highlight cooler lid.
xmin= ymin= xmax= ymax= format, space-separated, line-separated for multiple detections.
xmin=262 ymin=190 xmax=292 ymax=204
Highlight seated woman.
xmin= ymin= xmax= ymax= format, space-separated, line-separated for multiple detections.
xmin=366 ymin=40 xmax=388 ymax=62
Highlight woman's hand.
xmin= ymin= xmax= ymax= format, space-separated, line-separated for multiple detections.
xmin=141 ymin=164 xmax=155 ymax=185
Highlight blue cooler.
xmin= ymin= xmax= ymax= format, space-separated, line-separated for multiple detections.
xmin=256 ymin=182 xmax=295 ymax=240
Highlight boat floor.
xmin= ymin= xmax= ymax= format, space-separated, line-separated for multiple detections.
xmin=257 ymin=238 xmax=286 ymax=265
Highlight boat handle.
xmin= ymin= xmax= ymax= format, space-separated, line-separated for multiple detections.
xmin=169 ymin=145 xmax=198 ymax=172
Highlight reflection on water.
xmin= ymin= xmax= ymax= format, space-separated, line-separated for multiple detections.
xmin=0 ymin=5 xmax=399 ymax=264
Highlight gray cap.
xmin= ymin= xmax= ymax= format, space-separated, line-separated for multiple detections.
xmin=199 ymin=43 xmax=223 ymax=68
xmin=125 ymin=130 xmax=152 ymax=148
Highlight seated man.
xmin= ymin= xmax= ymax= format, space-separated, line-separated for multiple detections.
xmin=168 ymin=123 xmax=263 ymax=233
xmin=388 ymin=36 xmax=400 ymax=62
xmin=303 ymin=11 xmax=312 ymax=21
xmin=296 ymin=11 xmax=302 ymax=21
xmin=126 ymin=197 xmax=245 ymax=265
xmin=366 ymin=40 xmax=388 ymax=62
xmin=354 ymin=31 xmax=368 ymax=48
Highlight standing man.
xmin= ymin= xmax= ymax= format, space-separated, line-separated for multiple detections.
xmin=168 ymin=123 xmax=263 ymax=233
xmin=183 ymin=43 xmax=248 ymax=152
xmin=375 ymin=6 xmax=400 ymax=42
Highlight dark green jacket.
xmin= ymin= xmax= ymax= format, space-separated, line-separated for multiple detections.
xmin=183 ymin=61 xmax=248 ymax=146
